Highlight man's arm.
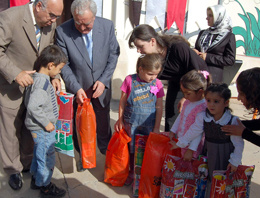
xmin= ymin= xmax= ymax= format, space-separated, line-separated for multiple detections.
xmin=55 ymin=27 xmax=82 ymax=94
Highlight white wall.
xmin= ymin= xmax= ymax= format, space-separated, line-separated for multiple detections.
xmin=102 ymin=0 xmax=260 ymax=99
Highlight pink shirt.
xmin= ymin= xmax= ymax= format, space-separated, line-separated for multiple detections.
xmin=120 ymin=74 xmax=165 ymax=98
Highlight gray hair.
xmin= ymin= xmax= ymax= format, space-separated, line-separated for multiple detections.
xmin=71 ymin=0 xmax=97 ymax=16
xmin=33 ymin=0 xmax=48 ymax=10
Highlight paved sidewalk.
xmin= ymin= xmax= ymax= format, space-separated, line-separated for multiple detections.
xmin=0 ymin=99 xmax=259 ymax=198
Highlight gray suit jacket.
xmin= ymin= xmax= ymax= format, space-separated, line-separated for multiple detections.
xmin=0 ymin=3 xmax=56 ymax=109
xmin=55 ymin=17 xmax=120 ymax=107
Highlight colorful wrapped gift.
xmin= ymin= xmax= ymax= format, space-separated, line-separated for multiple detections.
xmin=160 ymin=154 xmax=208 ymax=198
xmin=133 ymin=134 xmax=149 ymax=197
xmin=55 ymin=91 xmax=74 ymax=157
xmin=210 ymin=165 xmax=255 ymax=198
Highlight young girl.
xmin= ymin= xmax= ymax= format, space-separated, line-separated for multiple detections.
xmin=222 ymin=67 xmax=260 ymax=146
xmin=204 ymin=83 xmax=244 ymax=197
xmin=169 ymin=70 xmax=211 ymax=161
xmin=114 ymin=53 xmax=165 ymax=185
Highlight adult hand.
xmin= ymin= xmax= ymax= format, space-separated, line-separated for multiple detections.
xmin=51 ymin=78 xmax=61 ymax=92
xmin=177 ymin=97 xmax=186 ymax=113
xmin=45 ymin=122 xmax=55 ymax=132
xmin=198 ymin=52 xmax=207 ymax=60
xmin=221 ymin=119 xmax=245 ymax=136
xmin=193 ymin=48 xmax=200 ymax=55
xmin=15 ymin=70 xmax=35 ymax=87
xmin=76 ymin=88 xmax=87 ymax=104
xmin=92 ymin=81 xmax=105 ymax=98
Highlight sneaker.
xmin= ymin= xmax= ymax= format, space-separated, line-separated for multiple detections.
xmin=40 ymin=182 xmax=66 ymax=198
xmin=30 ymin=176 xmax=41 ymax=190
xmin=8 ymin=173 xmax=23 ymax=190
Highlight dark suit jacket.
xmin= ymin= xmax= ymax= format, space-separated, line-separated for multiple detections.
xmin=0 ymin=3 xmax=56 ymax=109
xmin=195 ymin=30 xmax=236 ymax=82
xmin=55 ymin=17 xmax=120 ymax=107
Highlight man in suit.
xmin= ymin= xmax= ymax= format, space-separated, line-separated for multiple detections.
xmin=55 ymin=0 xmax=120 ymax=169
xmin=0 ymin=0 xmax=63 ymax=190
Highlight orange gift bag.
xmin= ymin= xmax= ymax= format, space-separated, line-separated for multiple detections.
xmin=138 ymin=132 xmax=181 ymax=198
xmin=104 ymin=128 xmax=131 ymax=186
xmin=76 ymin=98 xmax=96 ymax=169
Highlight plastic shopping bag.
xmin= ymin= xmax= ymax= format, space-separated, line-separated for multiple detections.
xmin=104 ymin=128 xmax=131 ymax=186
xmin=210 ymin=165 xmax=255 ymax=198
xmin=76 ymin=98 xmax=96 ymax=169
xmin=55 ymin=91 xmax=74 ymax=157
xmin=138 ymin=132 xmax=181 ymax=198
xmin=160 ymin=154 xmax=208 ymax=198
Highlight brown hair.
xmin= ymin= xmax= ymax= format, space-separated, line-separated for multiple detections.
xmin=180 ymin=70 xmax=212 ymax=91
xmin=136 ymin=53 xmax=163 ymax=73
xmin=236 ymin=67 xmax=260 ymax=111
xmin=128 ymin=24 xmax=190 ymax=49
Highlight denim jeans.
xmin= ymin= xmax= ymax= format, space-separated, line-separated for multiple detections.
xmin=30 ymin=129 xmax=56 ymax=187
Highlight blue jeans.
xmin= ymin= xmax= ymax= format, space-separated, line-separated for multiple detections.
xmin=30 ymin=129 xmax=56 ymax=187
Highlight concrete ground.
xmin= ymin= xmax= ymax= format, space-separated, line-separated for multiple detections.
xmin=0 ymin=98 xmax=260 ymax=198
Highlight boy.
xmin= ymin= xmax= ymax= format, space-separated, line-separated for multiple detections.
xmin=24 ymin=45 xmax=67 ymax=198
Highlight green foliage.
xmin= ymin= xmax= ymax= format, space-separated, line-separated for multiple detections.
xmin=233 ymin=0 xmax=260 ymax=57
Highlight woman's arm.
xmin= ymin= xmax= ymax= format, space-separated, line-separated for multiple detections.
xmin=221 ymin=118 xmax=260 ymax=147
xmin=205 ymin=33 xmax=236 ymax=67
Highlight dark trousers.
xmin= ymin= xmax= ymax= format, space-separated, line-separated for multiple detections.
xmin=165 ymin=80 xmax=183 ymax=131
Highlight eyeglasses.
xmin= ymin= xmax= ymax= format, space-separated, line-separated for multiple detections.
xmin=48 ymin=12 xmax=60 ymax=20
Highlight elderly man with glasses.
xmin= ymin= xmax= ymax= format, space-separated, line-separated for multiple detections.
xmin=0 ymin=0 xmax=63 ymax=191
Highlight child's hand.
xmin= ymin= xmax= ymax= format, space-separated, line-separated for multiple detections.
xmin=152 ymin=128 xmax=160 ymax=134
xmin=227 ymin=163 xmax=237 ymax=173
xmin=183 ymin=149 xmax=193 ymax=161
xmin=45 ymin=122 xmax=55 ymax=132
xmin=169 ymin=140 xmax=179 ymax=150
xmin=169 ymin=132 xmax=175 ymax=140
xmin=114 ymin=119 xmax=124 ymax=132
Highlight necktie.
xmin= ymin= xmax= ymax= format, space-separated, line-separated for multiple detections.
xmin=35 ymin=25 xmax=41 ymax=51
xmin=85 ymin=33 xmax=93 ymax=64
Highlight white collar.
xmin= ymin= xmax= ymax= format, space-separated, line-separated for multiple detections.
xmin=204 ymin=109 xmax=232 ymax=125
xmin=29 ymin=2 xmax=37 ymax=27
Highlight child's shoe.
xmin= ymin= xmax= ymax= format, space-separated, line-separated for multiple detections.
xmin=30 ymin=176 xmax=41 ymax=190
xmin=40 ymin=182 xmax=66 ymax=198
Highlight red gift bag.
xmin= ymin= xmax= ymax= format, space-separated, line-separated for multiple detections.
xmin=76 ymin=98 xmax=96 ymax=169
xmin=104 ymin=128 xmax=131 ymax=186
xmin=160 ymin=154 xmax=208 ymax=198
xmin=210 ymin=165 xmax=255 ymax=198
xmin=138 ymin=132 xmax=181 ymax=198
xmin=55 ymin=92 xmax=74 ymax=157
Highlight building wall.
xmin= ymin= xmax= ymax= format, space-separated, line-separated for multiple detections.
xmin=100 ymin=0 xmax=260 ymax=99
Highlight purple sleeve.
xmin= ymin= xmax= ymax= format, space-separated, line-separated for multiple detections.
xmin=156 ymin=79 xmax=165 ymax=98
xmin=120 ymin=75 xmax=132 ymax=98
